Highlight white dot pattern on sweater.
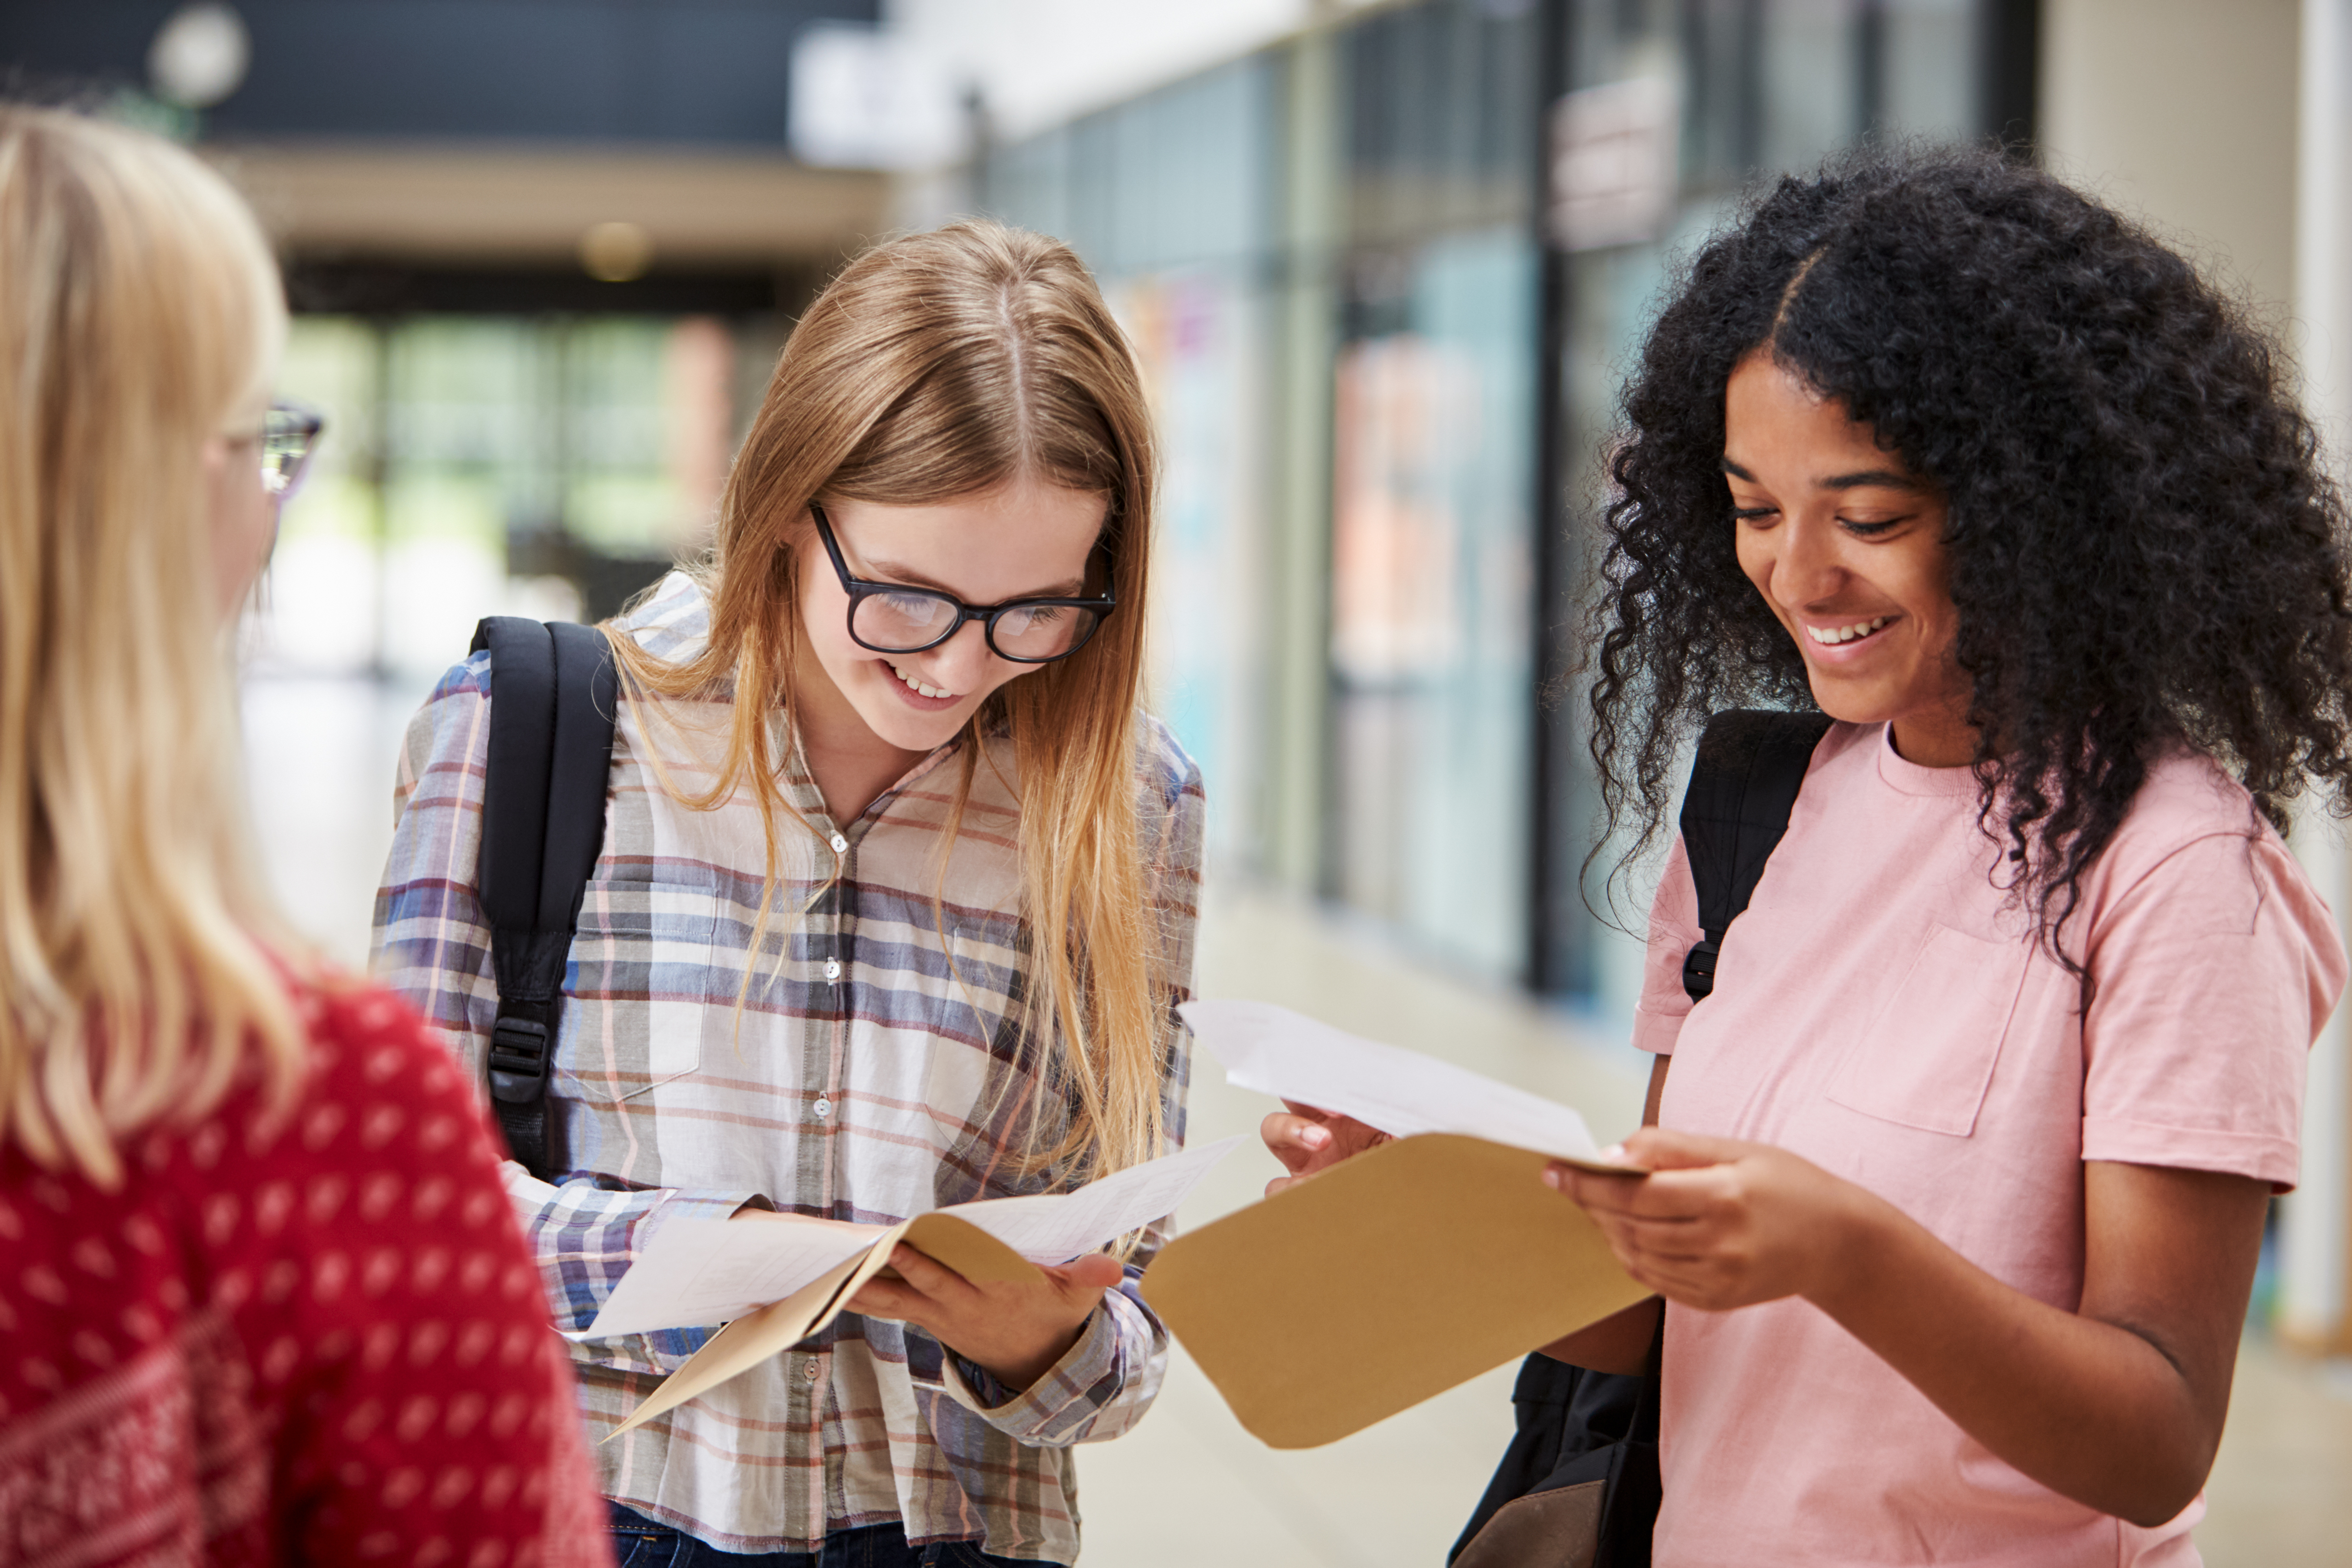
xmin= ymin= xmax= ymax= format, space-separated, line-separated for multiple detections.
xmin=0 ymin=978 xmax=613 ymax=1568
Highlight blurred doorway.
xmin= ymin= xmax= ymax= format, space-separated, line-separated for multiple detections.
xmin=257 ymin=274 xmax=799 ymax=682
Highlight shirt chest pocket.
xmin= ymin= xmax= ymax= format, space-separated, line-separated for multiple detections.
xmin=561 ymin=880 xmax=718 ymax=1101
xmin=1827 ymin=923 xmax=2031 ymax=1138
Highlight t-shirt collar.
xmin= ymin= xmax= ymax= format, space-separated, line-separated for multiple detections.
xmin=1873 ymin=720 xmax=1980 ymax=798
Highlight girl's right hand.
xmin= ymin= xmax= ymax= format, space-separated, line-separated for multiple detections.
xmin=1260 ymin=1101 xmax=1391 ymax=1196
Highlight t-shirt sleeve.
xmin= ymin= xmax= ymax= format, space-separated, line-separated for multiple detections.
xmin=1632 ymin=834 xmax=1704 ymax=1057
xmin=2081 ymin=831 xmax=2347 ymax=1191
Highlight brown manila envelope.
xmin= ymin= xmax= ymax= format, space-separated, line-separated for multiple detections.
xmin=582 ymin=1134 xmax=1245 ymax=1439
xmin=1139 ymin=1002 xmax=1650 ymax=1450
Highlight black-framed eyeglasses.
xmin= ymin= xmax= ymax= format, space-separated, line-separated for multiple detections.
xmin=260 ymin=402 xmax=324 ymax=498
xmin=810 ymin=502 xmax=1116 ymax=665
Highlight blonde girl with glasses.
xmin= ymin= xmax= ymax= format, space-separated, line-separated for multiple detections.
xmin=374 ymin=221 xmax=1205 ymax=1566
xmin=0 ymin=105 xmax=610 ymax=1565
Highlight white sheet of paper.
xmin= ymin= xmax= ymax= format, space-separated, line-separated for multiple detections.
xmin=948 ymin=1134 xmax=1246 ymax=1258
xmin=582 ymin=1216 xmax=877 ymax=1338
xmin=582 ymin=1134 xmax=1245 ymax=1338
xmin=1178 ymin=1000 xmax=1607 ymax=1164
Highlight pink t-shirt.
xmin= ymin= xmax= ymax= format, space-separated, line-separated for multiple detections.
xmin=1636 ymin=722 xmax=2345 ymax=1568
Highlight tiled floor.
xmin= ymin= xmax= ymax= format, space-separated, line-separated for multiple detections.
xmin=244 ymin=673 xmax=2352 ymax=1565
xmin=2202 ymin=1337 xmax=2352 ymax=1564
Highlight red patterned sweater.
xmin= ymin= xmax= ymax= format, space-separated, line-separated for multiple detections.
xmin=0 ymin=977 xmax=614 ymax=1568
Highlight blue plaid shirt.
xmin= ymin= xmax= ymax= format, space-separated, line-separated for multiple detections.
xmin=372 ymin=573 xmax=1204 ymax=1561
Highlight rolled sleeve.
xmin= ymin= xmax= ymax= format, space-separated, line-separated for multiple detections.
xmin=520 ymin=1169 xmax=766 ymax=1373
xmin=2081 ymin=833 xmax=2344 ymax=1192
xmin=937 ymin=1264 xmax=1167 ymax=1447
xmin=1633 ymin=835 xmax=1703 ymax=1057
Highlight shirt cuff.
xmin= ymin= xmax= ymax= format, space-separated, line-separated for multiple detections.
xmin=940 ymin=1296 xmax=1126 ymax=1443
xmin=642 ymin=1187 xmax=769 ymax=1245
xmin=2082 ymin=1115 xmax=2302 ymax=1193
xmin=1631 ymin=1003 xmax=1686 ymax=1057
xmin=549 ymin=1184 xmax=766 ymax=1375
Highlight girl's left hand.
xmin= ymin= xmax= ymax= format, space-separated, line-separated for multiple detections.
xmin=1548 ymin=1126 xmax=1877 ymax=1311
xmin=847 ymin=1245 xmax=1125 ymax=1392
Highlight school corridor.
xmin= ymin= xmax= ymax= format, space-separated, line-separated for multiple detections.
xmin=248 ymin=672 xmax=2352 ymax=1568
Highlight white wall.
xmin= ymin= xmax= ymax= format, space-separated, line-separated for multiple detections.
xmin=2284 ymin=0 xmax=2352 ymax=1355
xmin=2038 ymin=0 xmax=2300 ymax=319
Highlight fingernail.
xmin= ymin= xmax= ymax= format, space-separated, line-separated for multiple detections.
xmin=1301 ymin=1125 xmax=1330 ymax=1148
xmin=1542 ymin=1167 xmax=1565 ymax=1190
xmin=1600 ymin=1143 xmax=1629 ymax=1163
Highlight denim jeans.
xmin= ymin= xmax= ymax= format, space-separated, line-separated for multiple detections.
xmin=606 ymin=1503 xmax=1056 ymax=1568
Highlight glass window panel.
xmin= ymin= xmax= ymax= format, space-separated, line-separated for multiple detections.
xmin=1759 ymin=0 xmax=1865 ymax=174
xmin=1329 ymin=228 xmax=1536 ymax=975
xmin=982 ymin=127 xmax=1074 ymax=243
xmin=1103 ymin=60 xmax=1275 ymax=274
xmin=1882 ymin=0 xmax=1980 ymax=141
xmin=1346 ymin=0 xmax=1537 ymax=248
xmin=1680 ymin=0 xmax=1759 ymax=191
xmin=1112 ymin=270 xmax=1269 ymax=868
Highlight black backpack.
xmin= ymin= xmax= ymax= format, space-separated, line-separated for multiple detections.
xmin=469 ymin=616 xmax=620 ymax=1182
xmin=1449 ymin=709 xmax=1833 ymax=1568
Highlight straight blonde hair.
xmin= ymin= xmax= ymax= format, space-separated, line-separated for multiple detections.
xmin=0 ymin=105 xmax=304 ymax=1186
xmin=611 ymin=220 xmax=1170 ymax=1182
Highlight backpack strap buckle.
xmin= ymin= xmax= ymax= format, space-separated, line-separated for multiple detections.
xmin=487 ymin=1009 xmax=552 ymax=1104
xmin=1680 ymin=934 xmax=1723 ymax=1002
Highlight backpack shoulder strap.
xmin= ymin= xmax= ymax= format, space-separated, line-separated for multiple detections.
xmin=1676 ymin=709 xmax=1834 ymax=1003
xmin=470 ymin=616 xmax=619 ymax=1179
xmin=1453 ymin=721 xmax=1823 ymax=1567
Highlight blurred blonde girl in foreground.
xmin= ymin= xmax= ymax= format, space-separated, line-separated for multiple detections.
xmin=0 ymin=105 xmax=610 ymax=1566
xmin=376 ymin=221 xmax=1204 ymax=1564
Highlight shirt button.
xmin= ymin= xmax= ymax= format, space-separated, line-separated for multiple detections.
xmin=823 ymin=958 xmax=843 ymax=980
xmin=828 ymin=833 xmax=848 ymax=854
xmin=802 ymin=1359 xmax=821 ymax=1382
xmin=813 ymin=1097 xmax=832 ymax=1120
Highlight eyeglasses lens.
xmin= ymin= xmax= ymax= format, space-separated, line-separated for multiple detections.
xmin=260 ymin=406 xmax=322 ymax=498
xmin=991 ymin=603 xmax=1097 ymax=660
xmin=853 ymin=590 xmax=961 ymax=652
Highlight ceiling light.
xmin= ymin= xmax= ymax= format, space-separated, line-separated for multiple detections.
xmin=579 ymin=220 xmax=655 ymax=283
xmin=149 ymin=4 xmax=251 ymax=109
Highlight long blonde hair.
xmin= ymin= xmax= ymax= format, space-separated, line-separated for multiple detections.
xmin=611 ymin=220 xmax=1170 ymax=1181
xmin=0 ymin=105 xmax=304 ymax=1186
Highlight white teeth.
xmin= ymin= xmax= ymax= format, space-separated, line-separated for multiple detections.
xmin=891 ymin=664 xmax=958 ymax=701
xmin=1805 ymin=616 xmax=1891 ymax=646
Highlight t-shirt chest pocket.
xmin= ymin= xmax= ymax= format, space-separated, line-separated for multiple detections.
xmin=1827 ymin=923 xmax=2031 ymax=1137
xmin=563 ymin=879 xmax=716 ymax=1100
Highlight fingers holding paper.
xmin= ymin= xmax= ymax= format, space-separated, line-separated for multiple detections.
xmin=1545 ymin=1125 xmax=1872 ymax=1313
xmin=1260 ymin=1100 xmax=1392 ymax=1196
xmin=848 ymin=1243 xmax=1125 ymax=1392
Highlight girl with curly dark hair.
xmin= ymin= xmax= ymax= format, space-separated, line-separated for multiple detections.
xmin=1532 ymin=147 xmax=2352 ymax=1564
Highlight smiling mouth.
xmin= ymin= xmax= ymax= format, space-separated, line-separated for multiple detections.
xmin=888 ymin=662 xmax=960 ymax=701
xmin=1804 ymin=615 xmax=1892 ymax=647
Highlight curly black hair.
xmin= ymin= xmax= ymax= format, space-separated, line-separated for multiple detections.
xmin=1586 ymin=144 xmax=2352 ymax=965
